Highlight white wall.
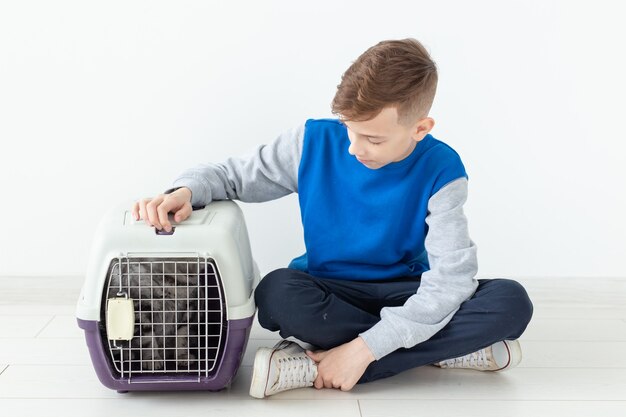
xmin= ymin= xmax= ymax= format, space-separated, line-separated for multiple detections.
xmin=0 ymin=0 xmax=624 ymax=279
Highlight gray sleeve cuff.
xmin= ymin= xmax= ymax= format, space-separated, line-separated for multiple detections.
xmin=359 ymin=320 xmax=405 ymax=360
xmin=164 ymin=177 xmax=211 ymax=208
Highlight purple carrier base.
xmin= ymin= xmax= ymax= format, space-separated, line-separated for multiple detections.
xmin=77 ymin=316 xmax=254 ymax=393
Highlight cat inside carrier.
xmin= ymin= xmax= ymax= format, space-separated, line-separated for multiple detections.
xmin=76 ymin=200 xmax=260 ymax=392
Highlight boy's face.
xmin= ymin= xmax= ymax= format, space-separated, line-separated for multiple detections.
xmin=343 ymin=106 xmax=434 ymax=170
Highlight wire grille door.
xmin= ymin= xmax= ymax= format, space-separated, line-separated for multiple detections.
xmin=101 ymin=256 xmax=226 ymax=382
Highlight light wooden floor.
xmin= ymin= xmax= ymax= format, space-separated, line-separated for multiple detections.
xmin=1 ymin=276 xmax=625 ymax=416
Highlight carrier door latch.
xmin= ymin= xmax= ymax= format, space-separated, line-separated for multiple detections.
xmin=106 ymin=297 xmax=135 ymax=341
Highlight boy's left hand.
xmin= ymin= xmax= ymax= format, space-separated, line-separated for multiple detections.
xmin=306 ymin=336 xmax=375 ymax=391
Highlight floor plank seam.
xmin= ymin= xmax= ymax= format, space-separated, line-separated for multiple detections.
xmin=33 ymin=315 xmax=56 ymax=338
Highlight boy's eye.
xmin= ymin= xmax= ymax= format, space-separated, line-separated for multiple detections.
xmin=368 ymin=138 xmax=382 ymax=145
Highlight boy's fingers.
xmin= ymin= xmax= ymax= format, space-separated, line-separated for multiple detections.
xmin=174 ymin=203 xmax=192 ymax=222
xmin=157 ymin=203 xmax=171 ymax=231
xmin=306 ymin=349 xmax=327 ymax=362
xmin=340 ymin=383 xmax=353 ymax=392
xmin=134 ymin=196 xmax=191 ymax=230
xmin=131 ymin=201 xmax=139 ymax=220
xmin=139 ymin=200 xmax=150 ymax=226
xmin=146 ymin=198 xmax=163 ymax=229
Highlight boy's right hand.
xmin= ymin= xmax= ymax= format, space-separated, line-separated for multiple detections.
xmin=131 ymin=187 xmax=193 ymax=232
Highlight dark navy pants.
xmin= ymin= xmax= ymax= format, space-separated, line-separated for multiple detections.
xmin=254 ymin=268 xmax=534 ymax=384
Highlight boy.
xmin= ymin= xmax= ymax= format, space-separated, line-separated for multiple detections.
xmin=131 ymin=38 xmax=533 ymax=398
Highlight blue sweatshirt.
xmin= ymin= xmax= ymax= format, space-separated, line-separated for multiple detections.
xmin=290 ymin=118 xmax=467 ymax=280
xmin=165 ymin=118 xmax=479 ymax=360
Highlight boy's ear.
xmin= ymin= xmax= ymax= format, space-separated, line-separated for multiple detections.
xmin=412 ymin=117 xmax=435 ymax=140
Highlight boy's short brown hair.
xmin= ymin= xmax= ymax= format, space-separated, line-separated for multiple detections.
xmin=331 ymin=38 xmax=438 ymax=127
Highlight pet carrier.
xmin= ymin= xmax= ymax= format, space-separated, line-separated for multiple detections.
xmin=76 ymin=199 xmax=260 ymax=392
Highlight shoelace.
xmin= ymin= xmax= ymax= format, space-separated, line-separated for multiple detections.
xmin=442 ymin=348 xmax=491 ymax=368
xmin=275 ymin=355 xmax=317 ymax=391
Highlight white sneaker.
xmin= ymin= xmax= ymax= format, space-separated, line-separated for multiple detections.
xmin=433 ymin=340 xmax=522 ymax=371
xmin=249 ymin=340 xmax=318 ymax=398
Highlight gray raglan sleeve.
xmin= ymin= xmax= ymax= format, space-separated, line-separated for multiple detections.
xmin=358 ymin=177 xmax=479 ymax=360
xmin=163 ymin=122 xmax=305 ymax=207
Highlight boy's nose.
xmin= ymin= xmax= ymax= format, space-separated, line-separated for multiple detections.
xmin=348 ymin=140 xmax=365 ymax=158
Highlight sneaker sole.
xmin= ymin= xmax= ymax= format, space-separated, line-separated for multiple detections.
xmin=249 ymin=347 xmax=273 ymax=399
